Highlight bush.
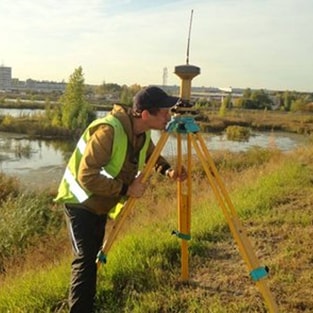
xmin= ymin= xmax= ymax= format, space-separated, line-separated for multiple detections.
xmin=0 ymin=173 xmax=20 ymax=202
xmin=226 ymin=125 xmax=251 ymax=141
xmin=0 ymin=191 xmax=64 ymax=272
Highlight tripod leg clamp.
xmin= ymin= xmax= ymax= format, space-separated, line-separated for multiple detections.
xmin=96 ymin=250 xmax=107 ymax=264
xmin=171 ymin=230 xmax=191 ymax=240
xmin=250 ymin=266 xmax=269 ymax=281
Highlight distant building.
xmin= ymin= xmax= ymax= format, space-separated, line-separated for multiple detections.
xmin=0 ymin=65 xmax=66 ymax=93
xmin=161 ymin=85 xmax=243 ymax=103
xmin=0 ymin=65 xmax=12 ymax=90
xmin=11 ymin=78 xmax=66 ymax=92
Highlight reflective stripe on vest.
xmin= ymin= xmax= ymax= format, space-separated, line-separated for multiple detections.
xmin=59 ymin=115 xmax=128 ymax=203
xmin=64 ymin=167 xmax=89 ymax=202
xmin=77 ymin=137 xmax=86 ymax=155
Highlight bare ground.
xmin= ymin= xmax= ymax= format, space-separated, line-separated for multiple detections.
xmin=187 ymin=188 xmax=313 ymax=312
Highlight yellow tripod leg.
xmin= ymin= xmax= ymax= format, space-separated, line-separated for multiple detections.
xmin=176 ymin=133 xmax=185 ymax=279
xmin=96 ymin=131 xmax=170 ymax=267
xmin=191 ymin=133 xmax=278 ymax=313
xmin=176 ymin=133 xmax=192 ymax=281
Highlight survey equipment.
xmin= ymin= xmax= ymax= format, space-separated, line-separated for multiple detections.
xmin=96 ymin=10 xmax=279 ymax=312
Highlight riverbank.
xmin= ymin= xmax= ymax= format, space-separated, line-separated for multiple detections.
xmin=0 ymin=101 xmax=112 ymax=112
xmin=1 ymin=108 xmax=312 ymax=192
xmin=1 ymin=144 xmax=313 ymax=312
xmin=1 ymin=107 xmax=313 ymax=138
xmin=196 ymin=109 xmax=313 ymax=134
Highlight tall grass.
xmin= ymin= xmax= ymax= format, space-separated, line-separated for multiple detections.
xmin=0 ymin=180 xmax=65 ymax=274
xmin=0 ymin=145 xmax=312 ymax=312
xmin=0 ymin=261 xmax=70 ymax=312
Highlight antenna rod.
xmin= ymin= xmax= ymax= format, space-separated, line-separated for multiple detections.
xmin=186 ymin=9 xmax=194 ymax=65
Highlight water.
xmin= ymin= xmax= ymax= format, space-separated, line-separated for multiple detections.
xmin=0 ymin=129 xmax=304 ymax=176
xmin=0 ymin=108 xmax=41 ymax=117
xmin=0 ymin=133 xmax=69 ymax=189
xmin=203 ymin=131 xmax=300 ymax=152
xmin=0 ymin=108 xmax=109 ymax=118
xmin=0 ymin=134 xmax=65 ymax=174
xmin=151 ymin=131 xmax=301 ymax=154
xmin=0 ymin=108 xmax=307 ymax=189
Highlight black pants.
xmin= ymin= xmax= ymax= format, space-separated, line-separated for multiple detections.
xmin=65 ymin=204 xmax=107 ymax=313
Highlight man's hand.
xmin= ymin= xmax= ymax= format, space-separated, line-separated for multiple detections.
xmin=166 ymin=166 xmax=188 ymax=182
xmin=126 ymin=173 xmax=147 ymax=198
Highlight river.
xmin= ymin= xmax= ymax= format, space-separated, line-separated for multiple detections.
xmin=0 ymin=108 xmax=308 ymax=191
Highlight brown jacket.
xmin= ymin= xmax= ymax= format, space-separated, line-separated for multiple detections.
xmin=77 ymin=104 xmax=171 ymax=215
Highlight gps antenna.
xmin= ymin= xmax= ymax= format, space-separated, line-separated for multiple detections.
xmin=186 ymin=9 xmax=194 ymax=65
xmin=174 ymin=9 xmax=200 ymax=101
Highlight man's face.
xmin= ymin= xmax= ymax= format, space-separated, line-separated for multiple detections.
xmin=146 ymin=108 xmax=171 ymax=130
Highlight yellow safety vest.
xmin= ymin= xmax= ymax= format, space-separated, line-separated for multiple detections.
xmin=54 ymin=114 xmax=151 ymax=219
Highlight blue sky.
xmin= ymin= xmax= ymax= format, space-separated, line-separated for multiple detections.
xmin=1 ymin=0 xmax=313 ymax=91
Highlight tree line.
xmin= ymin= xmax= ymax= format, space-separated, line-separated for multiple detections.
xmin=1 ymin=66 xmax=313 ymax=132
xmin=196 ymin=88 xmax=313 ymax=112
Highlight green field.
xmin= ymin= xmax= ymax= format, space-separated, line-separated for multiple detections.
xmin=1 ymin=142 xmax=312 ymax=312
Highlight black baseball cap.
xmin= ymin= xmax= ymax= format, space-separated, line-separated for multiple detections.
xmin=133 ymin=86 xmax=179 ymax=111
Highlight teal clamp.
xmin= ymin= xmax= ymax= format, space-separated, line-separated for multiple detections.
xmin=171 ymin=230 xmax=191 ymax=241
xmin=250 ymin=266 xmax=269 ymax=281
xmin=96 ymin=250 xmax=107 ymax=264
xmin=166 ymin=116 xmax=200 ymax=134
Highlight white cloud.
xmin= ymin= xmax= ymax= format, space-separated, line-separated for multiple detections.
xmin=1 ymin=0 xmax=313 ymax=90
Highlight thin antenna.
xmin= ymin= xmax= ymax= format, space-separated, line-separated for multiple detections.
xmin=186 ymin=9 xmax=194 ymax=65
xmin=162 ymin=67 xmax=168 ymax=86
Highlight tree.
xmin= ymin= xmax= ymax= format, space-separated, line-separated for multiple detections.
xmin=240 ymin=88 xmax=273 ymax=110
xmin=243 ymin=88 xmax=252 ymax=99
xmin=290 ymin=98 xmax=306 ymax=112
xmin=250 ymin=89 xmax=273 ymax=109
xmin=120 ymin=84 xmax=141 ymax=106
xmin=53 ymin=66 xmax=96 ymax=131
xmin=96 ymin=82 xmax=122 ymax=98
xmin=219 ymin=95 xmax=231 ymax=116
xmin=283 ymin=91 xmax=294 ymax=111
xmin=233 ymin=98 xmax=244 ymax=108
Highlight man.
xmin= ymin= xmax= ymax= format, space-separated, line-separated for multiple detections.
xmin=54 ymin=86 xmax=187 ymax=312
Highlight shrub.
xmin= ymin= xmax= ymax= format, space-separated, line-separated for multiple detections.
xmin=226 ymin=125 xmax=251 ymax=141
xmin=0 ymin=191 xmax=64 ymax=272
xmin=0 ymin=173 xmax=20 ymax=203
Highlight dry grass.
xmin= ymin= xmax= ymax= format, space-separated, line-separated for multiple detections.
xmin=197 ymin=109 xmax=313 ymax=135
xmin=1 ymin=144 xmax=313 ymax=312
xmin=111 ymin=146 xmax=313 ymax=312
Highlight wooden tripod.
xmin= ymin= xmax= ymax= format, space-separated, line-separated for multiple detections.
xmin=96 ymin=51 xmax=278 ymax=310
xmin=96 ymin=114 xmax=278 ymax=312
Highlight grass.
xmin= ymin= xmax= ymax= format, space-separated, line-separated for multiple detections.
xmin=0 ymin=144 xmax=313 ymax=312
xmin=225 ymin=125 xmax=251 ymax=141
xmin=0 ymin=191 xmax=65 ymax=273
xmin=0 ymin=114 xmax=74 ymax=139
xmin=197 ymin=109 xmax=313 ymax=135
xmin=0 ymin=262 xmax=70 ymax=312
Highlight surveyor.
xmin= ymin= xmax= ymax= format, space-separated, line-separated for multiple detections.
xmin=54 ymin=86 xmax=187 ymax=313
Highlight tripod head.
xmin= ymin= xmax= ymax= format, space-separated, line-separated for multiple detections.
xmin=170 ymin=98 xmax=199 ymax=116
xmin=167 ymin=99 xmax=200 ymax=134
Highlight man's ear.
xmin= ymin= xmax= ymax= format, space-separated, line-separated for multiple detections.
xmin=141 ymin=110 xmax=150 ymax=120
